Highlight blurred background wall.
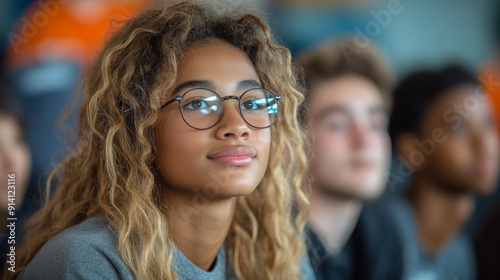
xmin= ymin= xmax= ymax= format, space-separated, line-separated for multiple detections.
xmin=267 ymin=0 xmax=497 ymax=75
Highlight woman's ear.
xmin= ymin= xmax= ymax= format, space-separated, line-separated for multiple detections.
xmin=395 ymin=132 xmax=425 ymax=173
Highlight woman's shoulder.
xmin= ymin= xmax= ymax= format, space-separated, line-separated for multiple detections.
xmin=47 ymin=217 xmax=116 ymax=246
xmin=30 ymin=217 xmax=119 ymax=261
xmin=19 ymin=217 xmax=134 ymax=280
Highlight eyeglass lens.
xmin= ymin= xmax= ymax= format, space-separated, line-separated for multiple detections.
xmin=179 ymin=88 xmax=278 ymax=129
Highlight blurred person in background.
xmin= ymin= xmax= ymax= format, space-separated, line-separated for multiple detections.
xmin=387 ymin=64 xmax=499 ymax=280
xmin=299 ymin=37 xmax=403 ymax=280
xmin=3 ymin=0 xmax=148 ymax=235
xmin=0 ymin=87 xmax=31 ymax=273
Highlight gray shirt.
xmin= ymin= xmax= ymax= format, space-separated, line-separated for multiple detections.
xmin=385 ymin=198 xmax=476 ymax=280
xmin=18 ymin=217 xmax=315 ymax=279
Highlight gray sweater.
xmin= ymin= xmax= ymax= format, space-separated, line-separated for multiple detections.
xmin=17 ymin=217 xmax=315 ymax=279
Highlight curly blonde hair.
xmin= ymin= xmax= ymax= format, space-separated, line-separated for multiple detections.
xmin=6 ymin=1 xmax=310 ymax=279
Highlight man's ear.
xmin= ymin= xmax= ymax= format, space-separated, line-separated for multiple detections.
xmin=395 ymin=132 xmax=425 ymax=173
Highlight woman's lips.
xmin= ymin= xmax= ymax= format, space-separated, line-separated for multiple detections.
xmin=207 ymin=146 xmax=256 ymax=166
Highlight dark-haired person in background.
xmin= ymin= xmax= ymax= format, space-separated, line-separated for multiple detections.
xmin=299 ymin=38 xmax=403 ymax=280
xmin=387 ymin=64 xmax=499 ymax=280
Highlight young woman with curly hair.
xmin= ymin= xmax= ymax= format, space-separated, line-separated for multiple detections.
xmin=6 ymin=1 xmax=314 ymax=279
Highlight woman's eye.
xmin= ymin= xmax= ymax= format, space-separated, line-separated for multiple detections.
xmin=184 ymin=99 xmax=208 ymax=110
xmin=241 ymin=100 xmax=264 ymax=110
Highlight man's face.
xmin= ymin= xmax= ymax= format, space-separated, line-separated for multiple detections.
xmin=410 ymin=85 xmax=499 ymax=195
xmin=307 ymin=75 xmax=391 ymax=200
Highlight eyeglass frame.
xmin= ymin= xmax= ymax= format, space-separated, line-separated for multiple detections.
xmin=160 ymin=87 xmax=282 ymax=130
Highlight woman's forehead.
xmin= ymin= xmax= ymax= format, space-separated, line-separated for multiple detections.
xmin=172 ymin=41 xmax=261 ymax=93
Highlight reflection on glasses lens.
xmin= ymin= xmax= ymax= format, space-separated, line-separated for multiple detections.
xmin=179 ymin=88 xmax=279 ymax=129
xmin=239 ymin=89 xmax=277 ymax=128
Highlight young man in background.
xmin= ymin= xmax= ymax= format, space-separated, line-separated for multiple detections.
xmin=299 ymin=38 xmax=402 ymax=280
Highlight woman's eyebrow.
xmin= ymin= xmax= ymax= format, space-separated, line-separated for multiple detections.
xmin=171 ymin=80 xmax=215 ymax=95
xmin=236 ymin=79 xmax=262 ymax=90
xmin=171 ymin=79 xmax=262 ymax=96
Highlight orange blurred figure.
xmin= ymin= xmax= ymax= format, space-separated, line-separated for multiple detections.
xmin=6 ymin=0 xmax=150 ymax=68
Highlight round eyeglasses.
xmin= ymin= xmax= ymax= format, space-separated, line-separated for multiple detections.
xmin=160 ymin=88 xmax=281 ymax=130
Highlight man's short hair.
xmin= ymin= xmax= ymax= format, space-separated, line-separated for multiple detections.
xmin=297 ymin=37 xmax=392 ymax=123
